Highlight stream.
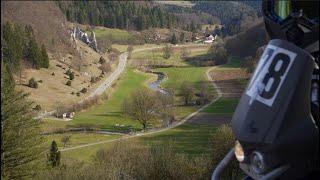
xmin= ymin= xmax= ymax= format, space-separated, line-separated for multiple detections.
xmin=148 ymin=72 xmax=168 ymax=94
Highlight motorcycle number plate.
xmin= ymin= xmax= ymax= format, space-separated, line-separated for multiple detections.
xmin=246 ymin=45 xmax=297 ymax=107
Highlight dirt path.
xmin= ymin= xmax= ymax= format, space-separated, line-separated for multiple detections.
xmin=60 ymin=67 xmax=221 ymax=152
xmin=187 ymin=68 xmax=247 ymax=125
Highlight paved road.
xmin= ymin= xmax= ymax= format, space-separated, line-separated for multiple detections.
xmin=38 ymin=44 xmax=209 ymax=119
xmin=60 ymin=67 xmax=221 ymax=152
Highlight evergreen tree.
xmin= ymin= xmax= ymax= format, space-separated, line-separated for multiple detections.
xmin=40 ymin=44 xmax=49 ymax=68
xmin=1 ymin=63 xmax=44 ymax=179
xmin=2 ymin=22 xmax=23 ymax=73
xmin=47 ymin=141 xmax=61 ymax=167
xmin=170 ymin=33 xmax=178 ymax=45
xmin=28 ymin=37 xmax=41 ymax=69
xmin=179 ymin=32 xmax=185 ymax=43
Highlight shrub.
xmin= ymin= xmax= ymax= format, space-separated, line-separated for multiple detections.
xmin=71 ymin=92 xmax=75 ymax=95
xmin=90 ymin=76 xmax=98 ymax=83
xmin=36 ymin=141 xmax=209 ymax=179
xmin=61 ymin=135 xmax=71 ymax=147
xmin=99 ymin=56 xmax=106 ymax=64
xmin=33 ymin=104 xmax=42 ymax=111
xmin=162 ymin=44 xmax=173 ymax=59
xmin=99 ymin=62 xmax=111 ymax=73
xmin=28 ymin=78 xmax=38 ymax=88
xmin=51 ymin=72 xmax=55 ymax=76
xmin=38 ymin=80 xmax=43 ymax=83
xmin=66 ymin=80 xmax=71 ymax=86
xmin=180 ymin=81 xmax=195 ymax=105
xmin=76 ymin=92 xmax=80 ymax=97
xmin=66 ymin=69 xmax=74 ymax=80
xmin=207 ymin=125 xmax=242 ymax=179
xmin=80 ymin=88 xmax=87 ymax=93
xmin=69 ymin=72 xmax=74 ymax=80
xmin=207 ymin=43 xmax=228 ymax=65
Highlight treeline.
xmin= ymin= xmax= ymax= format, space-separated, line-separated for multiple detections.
xmin=2 ymin=22 xmax=49 ymax=72
xmin=193 ymin=1 xmax=260 ymax=35
xmin=56 ymin=1 xmax=181 ymax=31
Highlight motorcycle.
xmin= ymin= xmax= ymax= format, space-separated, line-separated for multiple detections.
xmin=211 ymin=39 xmax=319 ymax=180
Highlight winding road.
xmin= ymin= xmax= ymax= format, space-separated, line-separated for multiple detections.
xmin=38 ymin=44 xmax=209 ymax=118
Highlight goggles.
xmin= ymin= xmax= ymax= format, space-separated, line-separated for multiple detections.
xmin=266 ymin=0 xmax=319 ymax=24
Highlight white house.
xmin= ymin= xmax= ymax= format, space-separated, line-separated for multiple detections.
xmin=66 ymin=112 xmax=75 ymax=119
xmin=204 ymin=35 xmax=215 ymax=43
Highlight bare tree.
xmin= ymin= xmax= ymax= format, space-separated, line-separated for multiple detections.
xmin=162 ymin=44 xmax=173 ymax=59
xmin=122 ymin=88 xmax=159 ymax=130
xmin=99 ymin=62 xmax=112 ymax=73
xmin=198 ymin=81 xmax=213 ymax=104
xmin=127 ymin=45 xmax=133 ymax=59
xmin=61 ymin=135 xmax=71 ymax=147
xmin=180 ymin=81 xmax=195 ymax=105
xmin=108 ymin=53 xmax=117 ymax=63
xmin=55 ymin=101 xmax=66 ymax=118
xmin=180 ymin=47 xmax=190 ymax=59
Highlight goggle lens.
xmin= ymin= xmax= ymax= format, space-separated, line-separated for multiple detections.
xmin=273 ymin=0 xmax=319 ymax=21
xmin=274 ymin=0 xmax=292 ymax=20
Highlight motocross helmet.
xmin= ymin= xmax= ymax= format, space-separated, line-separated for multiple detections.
xmin=262 ymin=0 xmax=319 ymax=53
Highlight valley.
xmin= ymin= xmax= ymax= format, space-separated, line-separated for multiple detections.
xmin=2 ymin=1 xmax=263 ymax=179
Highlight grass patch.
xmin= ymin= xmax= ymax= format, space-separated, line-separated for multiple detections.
xmin=202 ymin=98 xmax=239 ymax=115
xmin=156 ymin=67 xmax=211 ymax=91
xmin=140 ymin=124 xmax=217 ymax=157
xmin=40 ymin=119 xmax=70 ymax=132
xmin=131 ymin=46 xmax=209 ymax=67
xmin=88 ymin=28 xmax=133 ymax=41
xmin=68 ymin=69 xmax=150 ymax=131
xmin=44 ymin=133 xmax=121 ymax=149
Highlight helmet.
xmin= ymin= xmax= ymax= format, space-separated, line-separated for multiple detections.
xmin=262 ymin=0 xmax=319 ymax=53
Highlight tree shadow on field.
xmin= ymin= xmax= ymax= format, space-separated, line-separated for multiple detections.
xmin=92 ymin=111 xmax=122 ymax=118
xmin=183 ymin=54 xmax=215 ymax=67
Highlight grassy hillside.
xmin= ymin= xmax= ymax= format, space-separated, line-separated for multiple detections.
xmin=1 ymin=1 xmax=73 ymax=54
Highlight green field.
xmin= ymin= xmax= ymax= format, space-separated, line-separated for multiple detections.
xmin=60 ymin=66 xmax=217 ymax=161
xmin=68 ymin=69 xmax=149 ymax=131
xmin=202 ymin=98 xmax=239 ymax=115
xmin=88 ymin=27 xmax=133 ymax=40
xmin=131 ymin=46 xmax=209 ymax=67
xmin=139 ymin=124 xmax=217 ymax=157
xmin=44 ymin=133 xmax=121 ymax=149
xmin=53 ymin=45 xmax=243 ymax=163
xmin=156 ymin=67 xmax=213 ymax=92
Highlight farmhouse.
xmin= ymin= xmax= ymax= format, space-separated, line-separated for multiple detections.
xmin=204 ymin=34 xmax=215 ymax=43
xmin=66 ymin=112 xmax=75 ymax=119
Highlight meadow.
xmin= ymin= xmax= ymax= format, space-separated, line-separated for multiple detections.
xmin=44 ymin=45 xmax=247 ymax=164
xmin=68 ymin=69 xmax=149 ymax=131
xmin=131 ymin=45 xmax=210 ymax=67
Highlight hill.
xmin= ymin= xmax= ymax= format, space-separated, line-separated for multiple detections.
xmin=193 ymin=1 xmax=262 ymax=35
xmin=225 ymin=20 xmax=267 ymax=58
xmin=1 ymin=1 xmax=73 ymax=54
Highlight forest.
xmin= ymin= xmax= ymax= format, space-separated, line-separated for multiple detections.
xmin=56 ymin=1 xmax=182 ymax=31
xmin=2 ymin=22 xmax=49 ymax=73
